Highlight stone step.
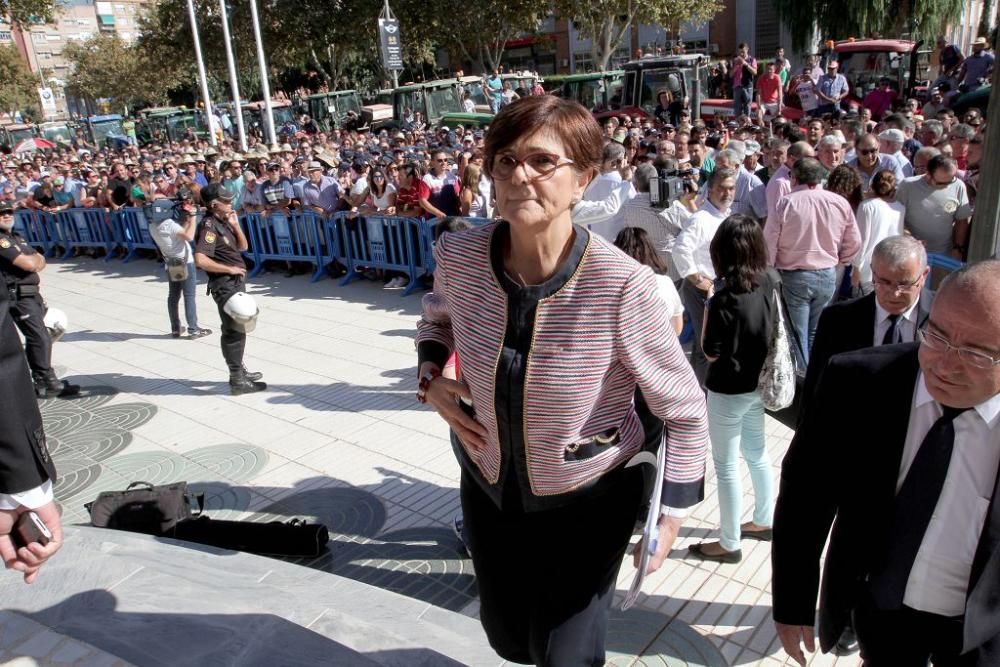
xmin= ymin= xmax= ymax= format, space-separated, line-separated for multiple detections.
xmin=0 ymin=526 xmax=498 ymax=666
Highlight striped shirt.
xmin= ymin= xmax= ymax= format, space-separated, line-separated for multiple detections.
xmin=416 ymin=222 xmax=708 ymax=504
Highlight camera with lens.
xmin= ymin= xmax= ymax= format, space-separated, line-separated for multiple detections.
xmin=649 ymin=168 xmax=686 ymax=208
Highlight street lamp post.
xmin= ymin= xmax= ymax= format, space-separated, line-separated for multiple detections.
xmin=186 ymin=0 xmax=219 ymax=146
xmin=218 ymin=0 xmax=248 ymax=151
xmin=247 ymin=0 xmax=277 ymax=146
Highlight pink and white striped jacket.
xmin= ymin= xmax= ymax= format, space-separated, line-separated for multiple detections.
xmin=417 ymin=222 xmax=708 ymax=503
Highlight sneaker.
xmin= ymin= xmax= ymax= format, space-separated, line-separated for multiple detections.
xmin=384 ymin=276 xmax=407 ymax=289
xmin=188 ymin=328 xmax=213 ymax=339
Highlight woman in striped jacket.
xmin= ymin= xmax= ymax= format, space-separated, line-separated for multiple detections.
xmin=415 ymin=95 xmax=709 ymax=666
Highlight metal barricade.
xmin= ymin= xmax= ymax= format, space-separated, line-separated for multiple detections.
xmin=55 ymin=208 xmax=119 ymax=261
xmin=340 ymin=215 xmax=422 ymax=294
xmin=117 ymin=207 xmax=158 ymax=262
xmin=243 ymin=210 xmax=325 ymax=281
xmin=12 ymin=210 xmax=54 ymax=255
xmin=923 ymin=252 xmax=964 ymax=308
xmin=320 ymin=212 xmax=349 ymax=279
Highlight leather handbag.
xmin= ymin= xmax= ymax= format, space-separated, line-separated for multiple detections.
xmin=86 ymin=481 xmax=203 ymax=536
xmin=165 ymin=257 xmax=189 ymax=282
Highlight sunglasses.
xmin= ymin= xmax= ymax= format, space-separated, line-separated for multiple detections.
xmin=858 ymin=148 xmax=879 ymax=156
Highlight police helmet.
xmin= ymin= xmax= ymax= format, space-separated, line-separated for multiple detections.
xmin=44 ymin=307 xmax=68 ymax=342
xmin=222 ymin=292 xmax=259 ymax=333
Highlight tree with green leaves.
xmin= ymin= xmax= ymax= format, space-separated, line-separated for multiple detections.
xmin=774 ymin=0 xmax=966 ymax=51
xmin=0 ymin=44 xmax=40 ymax=119
xmin=555 ymin=0 xmax=723 ymax=71
xmin=2 ymin=0 xmax=57 ymax=27
xmin=438 ymin=0 xmax=547 ymax=73
xmin=62 ymin=34 xmax=180 ymax=113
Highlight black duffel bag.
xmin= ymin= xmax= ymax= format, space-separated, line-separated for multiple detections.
xmin=86 ymin=481 xmax=203 ymax=536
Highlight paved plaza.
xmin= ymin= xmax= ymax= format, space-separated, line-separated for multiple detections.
xmin=1 ymin=257 xmax=864 ymax=666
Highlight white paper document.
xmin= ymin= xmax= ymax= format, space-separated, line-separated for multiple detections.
xmin=621 ymin=437 xmax=666 ymax=611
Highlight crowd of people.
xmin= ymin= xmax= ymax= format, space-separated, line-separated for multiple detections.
xmin=1 ymin=37 xmax=998 ymax=666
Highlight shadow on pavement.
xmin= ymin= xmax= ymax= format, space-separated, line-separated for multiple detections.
xmin=10 ymin=590 xmax=465 ymax=666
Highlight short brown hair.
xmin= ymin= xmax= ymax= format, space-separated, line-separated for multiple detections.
xmin=484 ymin=96 xmax=601 ymax=179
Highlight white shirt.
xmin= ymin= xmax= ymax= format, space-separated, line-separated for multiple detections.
xmin=655 ymin=274 xmax=684 ymax=320
xmin=873 ymin=299 xmax=919 ymax=346
xmin=671 ymin=200 xmax=729 ymax=279
xmin=583 ymin=171 xmax=622 ymax=202
xmin=853 ymin=197 xmax=905 ymax=284
xmin=0 ymin=480 xmax=54 ymax=511
xmin=900 ymin=374 xmax=1000 ymax=616
xmin=571 ymin=181 xmax=634 ymax=227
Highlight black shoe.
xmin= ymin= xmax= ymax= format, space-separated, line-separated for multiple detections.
xmin=324 ymin=261 xmax=346 ymax=279
xmin=57 ymin=380 xmax=81 ymax=398
xmin=242 ymin=367 xmax=263 ymax=382
xmin=740 ymin=527 xmax=773 ymax=542
xmin=188 ymin=328 xmax=213 ymax=339
xmin=171 ymin=330 xmax=182 ymax=338
xmin=688 ymin=542 xmax=742 ymax=563
xmin=230 ymin=373 xmax=267 ymax=395
xmin=833 ymin=626 xmax=860 ymax=656
xmin=33 ymin=371 xmax=79 ymax=399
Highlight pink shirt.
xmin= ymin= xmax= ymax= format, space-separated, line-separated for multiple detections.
xmin=765 ymin=185 xmax=861 ymax=270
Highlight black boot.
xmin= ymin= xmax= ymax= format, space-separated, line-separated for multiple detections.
xmin=33 ymin=370 xmax=80 ymax=399
xmin=229 ymin=370 xmax=266 ymax=395
xmin=242 ymin=366 xmax=263 ymax=382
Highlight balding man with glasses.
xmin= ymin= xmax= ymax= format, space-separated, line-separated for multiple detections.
xmin=773 ymin=259 xmax=1000 ymax=667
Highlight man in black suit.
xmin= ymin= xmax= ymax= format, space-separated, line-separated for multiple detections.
xmin=0 ymin=285 xmax=63 ymax=583
xmin=804 ymin=234 xmax=931 ymax=402
xmin=772 ymin=259 xmax=1000 ymax=666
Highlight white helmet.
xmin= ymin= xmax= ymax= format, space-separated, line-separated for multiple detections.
xmin=222 ymin=292 xmax=259 ymax=333
xmin=43 ymin=307 xmax=68 ymax=342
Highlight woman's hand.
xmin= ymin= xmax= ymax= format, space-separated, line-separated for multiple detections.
xmin=424 ymin=377 xmax=488 ymax=451
xmin=632 ymin=514 xmax=682 ymax=574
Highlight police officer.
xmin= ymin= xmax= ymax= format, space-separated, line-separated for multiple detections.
xmin=0 ymin=206 xmax=79 ymax=399
xmin=193 ymin=184 xmax=266 ymax=395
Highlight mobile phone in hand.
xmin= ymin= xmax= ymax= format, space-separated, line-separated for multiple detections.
xmin=12 ymin=511 xmax=52 ymax=549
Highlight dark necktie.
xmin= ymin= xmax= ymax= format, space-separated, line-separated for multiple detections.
xmin=882 ymin=313 xmax=902 ymax=346
xmin=869 ymin=405 xmax=971 ymax=609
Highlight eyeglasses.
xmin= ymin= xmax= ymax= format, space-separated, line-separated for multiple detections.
xmin=918 ymin=328 xmax=1000 ymax=369
xmin=872 ymin=272 xmax=923 ymax=294
xmin=491 ymin=152 xmax=574 ymax=181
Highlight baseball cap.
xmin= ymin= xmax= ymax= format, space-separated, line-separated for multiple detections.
xmin=827 ymin=60 xmax=839 ymax=69
xmin=744 ymin=140 xmax=761 ymax=155
xmin=266 ymin=161 xmax=281 ymax=170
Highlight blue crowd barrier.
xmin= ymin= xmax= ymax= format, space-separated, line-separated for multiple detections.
xmin=10 ymin=205 xmax=500 ymax=297
xmin=339 ymin=215 xmax=423 ymax=295
xmin=117 ymin=208 xmax=159 ymax=262
xmin=243 ymin=210 xmax=326 ymax=281
xmin=55 ymin=209 xmax=118 ymax=261
xmin=13 ymin=210 xmax=55 ymax=255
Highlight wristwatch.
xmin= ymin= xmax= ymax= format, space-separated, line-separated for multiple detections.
xmin=416 ymin=368 xmax=441 ymax=403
